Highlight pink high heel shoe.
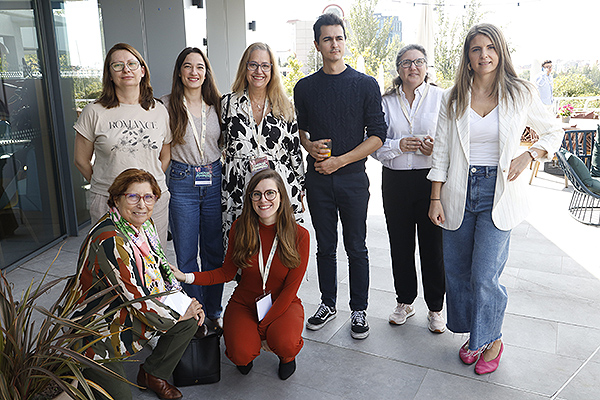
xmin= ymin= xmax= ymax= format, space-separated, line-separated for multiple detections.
xmin=475 ymin=341 xmax=504 ymax=375
xmin=459 ymin=340 xmax=484 ymax=365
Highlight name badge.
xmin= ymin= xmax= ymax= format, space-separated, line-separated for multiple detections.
xmin=255 ymin=292 xmax=272 ymax=321
xmin=194 ymin=165 xmax=212 ymax=186
xmin=249 ymin=156 xmax=269 ymax=173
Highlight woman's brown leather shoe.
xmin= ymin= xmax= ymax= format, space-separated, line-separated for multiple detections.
xmin=137 ymin=364 xmax=182 ymax=400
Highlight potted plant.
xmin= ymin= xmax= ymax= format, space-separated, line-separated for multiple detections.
xmin=0 ymin=247 xmax=134 ymax=400
xmin=558 ymin=104 xmax=574 ymax=123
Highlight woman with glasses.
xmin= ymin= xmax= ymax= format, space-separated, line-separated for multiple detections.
xmin=160 ymin=47 xmax=224 ymax=333
xmin=372 ymin=44 xmax=446 ymax=333
xmin=221 ymin=42 xmax=304 ymax=243
xmin=171 ymin=169 xmax=309 ymax=380
xmin=428 ymin=24 xmax=561 ymax=374
xmin=74 ymin=168 xmax=204 ymax=400
xmin=74 ymin=43 xmax=171 ymax=244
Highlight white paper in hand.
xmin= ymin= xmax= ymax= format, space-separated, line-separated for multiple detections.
xmin=163 ymin=290 xmax=193 ymax=316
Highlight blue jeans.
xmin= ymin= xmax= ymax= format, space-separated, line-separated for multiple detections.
xmin=168 ymin=159 xmax=224 ymax=319
xmin=443 ymin=166 xmax=510 ymax=351
xmin=305 ymin=170 xmax=370 ymax=311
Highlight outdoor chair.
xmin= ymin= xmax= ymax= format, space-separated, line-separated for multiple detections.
xmin=555 ymin=149 xmax=600 ymax=226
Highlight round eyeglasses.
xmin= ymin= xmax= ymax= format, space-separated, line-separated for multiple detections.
xmin=122 ymin=193 xmax=157 ymax=205
xmin=110 ymin=61 xmax=141 ymax=72
xmin=399 ymin=58 xmax=426 ymax=69
xmin=250 ymin=189 xmax=278 ymax=202
xmin=246 ymin=62 xmax=272 ymax=72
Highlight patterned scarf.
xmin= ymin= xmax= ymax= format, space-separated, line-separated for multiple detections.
xmin=109 ymin=207 xmax=180 ymax=294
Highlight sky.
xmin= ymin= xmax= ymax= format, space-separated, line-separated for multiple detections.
xmin=245 ymin=0 xmax=600 ymax=69
xmin=63 ymin=0 xmax=600 ymax=72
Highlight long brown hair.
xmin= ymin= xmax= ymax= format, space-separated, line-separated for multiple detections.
xmin=167 ymin=47 xmax=222 ymax=146
xmin=231 ymin=169 xmax=300 ymax=270
xmin=448 ymin=23 xmax=533 ymax=119
xmin=96 ymin=43 xmax=156 ymax=110
xmin=231 ymin=42 xmax=295 ymax=123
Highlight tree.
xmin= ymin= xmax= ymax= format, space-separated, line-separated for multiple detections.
xmin=346 ymin=0 xmax=399 ymax=83
xmin=283 ymin=56 xmax=305 ymax=98
xmin=554 ymin=73 xmax=599 ymax=97
xmin=434 ymin=0 xmax=485 ymax=88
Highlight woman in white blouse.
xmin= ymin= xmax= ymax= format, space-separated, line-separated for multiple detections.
xmin=372 ymin=44 xmax=446 ymax=334
xmin=427 ymin=24 xmax=562 ymax=374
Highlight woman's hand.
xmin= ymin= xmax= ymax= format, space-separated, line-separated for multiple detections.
xmin=169 ymin=263 xmax=186 ymax=282
xmin=428 ymin=199 xmax=445 ymax=226
xmin=179 ymin=298 xmax=205 ymax=325
xmin=399 ymin=137 xmax=422 ymax=153
xmin=508 ymin=152 xmax=532 ymax=181
xmin=420 ymin=136 xmax=434 ymax=156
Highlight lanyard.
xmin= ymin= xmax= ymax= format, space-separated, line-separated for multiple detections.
xmin=253 ymin=97 xmax=269 ymax=157
xmin=398 ymin=83 xmax=430 ymax=136
xmin=258 ymin=234 xmax=278 ymax=294
xmin=183 ymin=96 xmax=207 ymax=163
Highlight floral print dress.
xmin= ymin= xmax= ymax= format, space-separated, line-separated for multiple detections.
xmin=221 ymin=91 xmax=305 ymax=242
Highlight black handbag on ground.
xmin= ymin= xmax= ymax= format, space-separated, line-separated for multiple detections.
xmin=173 ymin=327 xmax=222 ymax=386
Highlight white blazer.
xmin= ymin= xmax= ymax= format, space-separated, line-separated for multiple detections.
xmin=427 ymin=87 xmax=563 ymax=231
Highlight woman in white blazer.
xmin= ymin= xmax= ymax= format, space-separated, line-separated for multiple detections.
xmin=427 ymin=23 xmax=562 ymax=375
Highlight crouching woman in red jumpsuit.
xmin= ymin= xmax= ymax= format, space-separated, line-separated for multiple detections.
xmin=171 ymin=168 xmax=309 ymax=380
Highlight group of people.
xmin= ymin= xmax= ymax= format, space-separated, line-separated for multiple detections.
xmin=71 ymin=11 xmax=563 ymax=400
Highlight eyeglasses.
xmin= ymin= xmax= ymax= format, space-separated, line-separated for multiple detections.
xmin=247 ymin=62 xmax=272 ymax=72
xmin=250 ymin=189 xmax=278 ymax=202
xmin=399 ymin=58 xmax=426 ymax=69
xmin=122 ymin=193 xmax=157 ymax=205
xmin=110 ymin=61 xmax=141 ymax=72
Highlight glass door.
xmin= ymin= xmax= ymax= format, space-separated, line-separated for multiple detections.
xmin=0 ymin=0 xmax=64 ymax=268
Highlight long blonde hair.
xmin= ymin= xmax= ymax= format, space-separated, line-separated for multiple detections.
xmin=231 ymin=42 xmax=295 ymax=123
xmin=448 ymin=23 xmax=533 ymax=118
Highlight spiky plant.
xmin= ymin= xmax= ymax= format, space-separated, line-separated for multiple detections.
xmin=0 ymin=246 xmax=136 ymax=400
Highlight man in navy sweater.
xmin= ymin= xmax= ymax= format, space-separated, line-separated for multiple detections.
xmin=294 ymin=13 xmax=387 ymax=339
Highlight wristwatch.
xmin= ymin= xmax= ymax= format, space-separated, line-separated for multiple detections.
xmin=527 ymin=149 xmax=539 ymax=160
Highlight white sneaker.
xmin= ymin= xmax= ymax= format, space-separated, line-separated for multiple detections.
xmin=427 ymin=310 xmax=446 ymax=333
xmin=388 ymin=303 xmax=415 ymax=325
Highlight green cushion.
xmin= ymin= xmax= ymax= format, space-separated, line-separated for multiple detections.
xmin=591 ymin=131 xmax=600 ymax=177
xmin=566 ymin=150 xmax=594 ymax=186
xmin=589 ymin=177 xmax=600 ymax=195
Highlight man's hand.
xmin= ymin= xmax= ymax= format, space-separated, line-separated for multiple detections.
xmin=315 ymin=156 xmax=344 ymax=175
xmin=303 ymin=138 xmax=331 ymax=162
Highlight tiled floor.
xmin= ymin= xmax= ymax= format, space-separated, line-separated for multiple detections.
xmin=5 ymin=159 xmax=599 ymax=399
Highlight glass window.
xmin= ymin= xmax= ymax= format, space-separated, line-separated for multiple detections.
xmin=1 ymin=1 xmax=65 ymax=268
xmin=52 ymin=0 xmax=104 ymax=225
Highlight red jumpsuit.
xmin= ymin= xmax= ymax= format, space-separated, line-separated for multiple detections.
xmin=192 ymin=221 xmax=309 ymax=365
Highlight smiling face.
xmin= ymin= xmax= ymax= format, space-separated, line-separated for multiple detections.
xmin=245 ymin=49 xmax=271 ymax=93
xmin=398 ymin=49 xmax=427 ymax=91
xmin=315 ymin=24 xmax=345 ymax=66
xmin=180 ymin=52 xmax=206 ymax=91
xmin=251 ymin=178 xmax=280 ymax=225
xmin=115 ymin=181 xmax=155 ymax=229
xmin=109 ymin=49 xmax=145 ymax=90
xmin=468 ymin=34 xmax=498 ymax=79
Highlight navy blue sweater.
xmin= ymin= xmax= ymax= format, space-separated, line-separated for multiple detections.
xmin=294 ymin=66 xmax=387 ymax=174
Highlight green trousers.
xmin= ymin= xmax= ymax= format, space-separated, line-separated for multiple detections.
xmin=83 ymin=318 xmax=197 ymax=400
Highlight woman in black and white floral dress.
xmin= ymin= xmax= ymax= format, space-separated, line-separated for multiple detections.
xmin=221 ymin=42 xmax=304 ymax=242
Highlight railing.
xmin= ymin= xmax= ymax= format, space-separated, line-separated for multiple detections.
xmin=553 ymin=96 xmax=600 ymax=116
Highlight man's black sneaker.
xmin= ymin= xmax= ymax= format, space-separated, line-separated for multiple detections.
xmin=306 ymin=303 xmax=336 ymax=330
xmin=350 ymin=310 xmax=369 ymax=339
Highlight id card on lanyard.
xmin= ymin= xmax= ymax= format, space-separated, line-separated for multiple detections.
xmin=183 ymin=97 xmax=212 ymax=185
xmin=256 ymin=235 xmax=278 ymax=321
xmin=249 ymin=97 xmax=270 ymax=174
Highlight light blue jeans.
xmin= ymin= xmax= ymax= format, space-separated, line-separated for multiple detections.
xmin=443 ymin=166 xmax=510 ymax=351
xmin=168 ymin=159 xmax=224 ymax=320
